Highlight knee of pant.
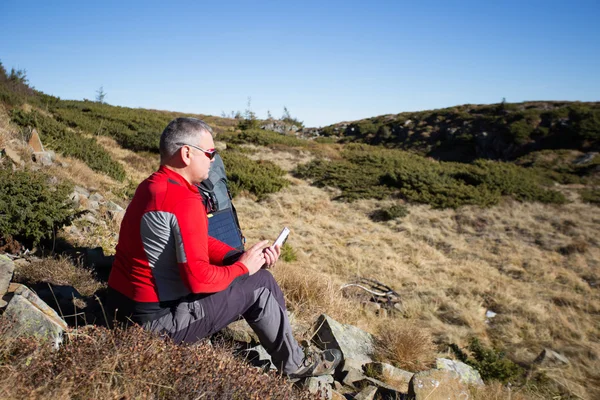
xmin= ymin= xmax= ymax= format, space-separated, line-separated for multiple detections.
xmin=250 ymin=270 xmax=280 ymax=293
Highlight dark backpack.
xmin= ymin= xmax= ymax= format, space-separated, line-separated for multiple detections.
xmin=198 ymin=154 xmax=245 ymax=251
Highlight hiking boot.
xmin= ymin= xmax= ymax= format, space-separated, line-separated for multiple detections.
xmin=288 ymin=348 xmax=342 ymax=379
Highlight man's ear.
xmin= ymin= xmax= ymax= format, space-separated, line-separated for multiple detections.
xmin=179 ymin=146 xmax=192 ymax=166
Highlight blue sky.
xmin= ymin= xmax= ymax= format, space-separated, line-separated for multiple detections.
xmin=1 ymin=0 xmax=599 ymax=127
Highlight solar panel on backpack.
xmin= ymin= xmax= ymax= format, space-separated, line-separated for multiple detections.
xmin=207 ymin=207 xmax=244 ymax=251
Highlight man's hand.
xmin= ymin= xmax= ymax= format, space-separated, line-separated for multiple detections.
xmin=238 ymin=240 xmax=269 ymax=275
xmin=262 ymin=245 xmax=281 ymax=269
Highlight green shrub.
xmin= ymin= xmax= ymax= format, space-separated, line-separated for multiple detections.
xmin=280 ymin=243 xmax=297 ymax=262
xmin=370 ymin=205 xmax=409 ymax=222
xmin=11 ymin=109 xmax=126 ymax=181
xmin=0 ymin=167 xmax=74 ymax=246
xmin=294 ymin=145 xmax=566 ymax=208
xmin=221 ymin=129 xmax=307 ymax=148
xmin=568 ymin=104 xmax=600 ymax=140
xmin=580 ymin=188 xmax=600 ymax=205
xmin=450 ymin=338 xmax=524 ymax=384
xmin=220 ymin=150 xmax=289 ymax=200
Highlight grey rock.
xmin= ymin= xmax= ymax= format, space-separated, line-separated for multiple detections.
xmin=80 ymin=214 xmax=99 ymax=224
xmin=354 ymin=377 xmax=405 ymax=399
xmin=32 ymin=151 xmax=53 ymax=166
xmin=408 ymin=369 xmax=468 ymax=400
xmin=3 ymin=283 xmax=67 ymax=348
xmin=88 ymin=200 xmax=100 ymax=210
xmin=89 ymin=192 xmax=104 ymax=202
xmin=74 ymin=186 xmax=90 ymax=198
xmin=2 ymin=147 xmax=23 ymax=165
xmin=106 ymin=200 xmax=124 ymax=212
xmin=28 ymin=129 xmax=44 ymax=152
xmin=243 ymin=345 xmax=276 ymax=370
xmin=303 ymin=376 xmax=334 ymax=399
xmin=106 ymin=201 xmax=125 ymax=220
xmin=354 ymin=385 xmax=378 ymax=400
xmin=573 ymin=152 xmax=597 ymax=165
xmin=68 ymin=225 xmax=82 ymax=236
xmin=363 ymin=362 xmax=413 ymax=384
xmin=533 ymin=348 xmax=569 ymax=367
xmin=221 ymin=318 xmax=258 ymax=344
xmin=436 ymin=358 xmax=484 ymax=386
xmin=0 ymin=258 xmax=15 ymax=296
xmin=69 ymin=191 xmax=81 ymax=206
xmin=341 ymin=362 xmax=367 ymax=387
xmin=260 ymin=121 xmax=300 ymax=134
xmin=313 ymin=314 xmax=375 ymax=367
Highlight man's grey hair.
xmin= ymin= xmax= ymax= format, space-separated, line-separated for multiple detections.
xmin=159 ymin=117 xmax=213 ymax=163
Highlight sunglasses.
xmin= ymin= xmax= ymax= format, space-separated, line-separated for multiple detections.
xmin=176 ymin=142 xmax=217 ymax=160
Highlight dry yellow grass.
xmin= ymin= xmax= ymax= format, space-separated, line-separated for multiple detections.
xmin=231 ymin=147 xmax=600 ymax=399
xmin=13 ymin=256 xmax=104 ymax=297
xmin=373 ymin=318 xmax=437 ymax=371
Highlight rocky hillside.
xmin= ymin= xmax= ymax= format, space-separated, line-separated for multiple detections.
xmin=304 ymin=101 xmax=600 ymax=162
xmin=1 ymin=61 xmax=599 ymax=399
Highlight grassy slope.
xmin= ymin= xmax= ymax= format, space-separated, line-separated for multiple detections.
xmin=1 ymin=79 xmax=599 ymax=398
xmin=239 ymin=153 xmax=600 ymax=399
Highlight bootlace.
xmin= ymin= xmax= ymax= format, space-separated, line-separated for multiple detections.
xmin=300 ymin=348 xmax=318 ymax=368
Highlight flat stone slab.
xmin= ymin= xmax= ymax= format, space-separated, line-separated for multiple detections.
xmin=354 ymin=385 xmax=378 ymax=400
xmin=313 ymin=314 xmax=375 ymax=366
xmin=436 ymin=358 xmax=484 ymax=386
xmin=364 ymin=362 xmax=413 ymax=386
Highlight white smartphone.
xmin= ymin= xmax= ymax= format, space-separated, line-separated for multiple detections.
xmin=273 ymin=227 xmax=290 ymax=247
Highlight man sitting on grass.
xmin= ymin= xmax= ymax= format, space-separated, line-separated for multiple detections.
xmin=106 ymin=117 xmax=340 ymax=378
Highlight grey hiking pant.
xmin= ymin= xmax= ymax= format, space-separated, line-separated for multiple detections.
xmin=141 ymin=269 xmax=305 ymax=374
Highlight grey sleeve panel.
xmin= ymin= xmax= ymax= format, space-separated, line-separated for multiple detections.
xmin=140 ymin=211 xmax=190 ymax=302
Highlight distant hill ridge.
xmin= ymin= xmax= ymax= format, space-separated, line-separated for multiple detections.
xmin=304 ymin=101 xmax=600 ymax=162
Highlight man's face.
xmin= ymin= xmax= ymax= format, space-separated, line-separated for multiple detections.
xmin=188 ymin=132 xmax=215 ymax=184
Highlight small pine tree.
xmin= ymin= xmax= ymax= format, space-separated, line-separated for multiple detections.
xmin=96 ymin=85 xmax=107 ymax=103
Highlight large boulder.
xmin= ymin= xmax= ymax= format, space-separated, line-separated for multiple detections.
xmin=313 ymin=314 xmax=375 ymax=368
xmin=408 ymin=369 xmax=469 ymax=400
xmin=2 ymin=283 xmax=68 ymax=348
xmin=436 ymin=358 xmax=484 ymax=386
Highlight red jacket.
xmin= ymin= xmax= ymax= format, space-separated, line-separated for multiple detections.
xmin=107 ymin=166 xmax=247 ymax=322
